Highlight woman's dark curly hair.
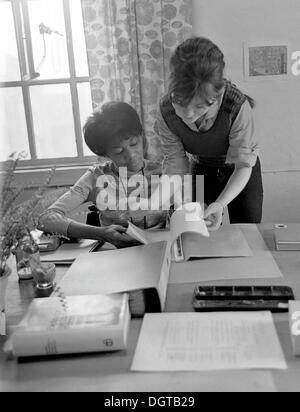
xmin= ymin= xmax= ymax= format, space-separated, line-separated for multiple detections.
xmin=83 ymin=102 xmax=144 ymax=156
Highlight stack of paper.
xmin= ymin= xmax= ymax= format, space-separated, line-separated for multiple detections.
xmin=131 ymin=312 xmax=287 ymax=372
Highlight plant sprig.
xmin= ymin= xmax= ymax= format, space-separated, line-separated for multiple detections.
xmin=0 ymin=153 xmax=60 ymax=277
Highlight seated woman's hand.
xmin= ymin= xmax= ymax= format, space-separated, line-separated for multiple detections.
xmin=100 ymin=225 xmax=140 ymax=248
xmin=204 ymin=202 xmax=224 ymax=231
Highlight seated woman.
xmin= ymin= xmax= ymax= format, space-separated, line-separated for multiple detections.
xmin=39 ymin=102 xmax=167 ymax=248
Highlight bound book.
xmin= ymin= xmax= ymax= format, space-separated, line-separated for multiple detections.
xmin=127 ymin=202 xmax=252 ymax=261
xmin=10 ymin=294 xmax=130 ymax=358
xmin=58 ymin=241 xmax=170 ymax=316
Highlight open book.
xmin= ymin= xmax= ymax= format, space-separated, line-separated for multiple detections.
xmin=127 ymin=202 xmax=252 ymax=261
xmin=10 ymin=294 xmax=130 ymax=358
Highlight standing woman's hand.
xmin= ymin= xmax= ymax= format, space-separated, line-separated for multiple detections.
xmin=204 ymin=202 xmax=224 ymax=231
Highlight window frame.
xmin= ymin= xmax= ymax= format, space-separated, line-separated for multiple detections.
xmin=0 ymin=0 xmax=96 ymax=169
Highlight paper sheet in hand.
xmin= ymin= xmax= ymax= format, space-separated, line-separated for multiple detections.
xmin=127 ymin=223 xmax=170 ymax=244
xmin=131 ymin=312 xmax=287 ymax=372
xmin=170 ymin=224 xmax=283 ymax=283
xmin=127 ymin=202 xmax=209 ymax=250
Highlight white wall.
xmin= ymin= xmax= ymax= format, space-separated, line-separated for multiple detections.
xmin=192 ymin=0 xmax=300 ymax=222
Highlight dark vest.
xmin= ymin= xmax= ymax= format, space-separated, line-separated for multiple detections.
xmin=160 ymin=82 xmax=247 ymax=166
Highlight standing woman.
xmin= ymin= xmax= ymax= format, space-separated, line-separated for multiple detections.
xmin=155 ymin=37 xmax=263 ymax=230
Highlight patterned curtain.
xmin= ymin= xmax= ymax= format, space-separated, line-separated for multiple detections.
xmin=81 ymin=0 xmax=192 ymax=160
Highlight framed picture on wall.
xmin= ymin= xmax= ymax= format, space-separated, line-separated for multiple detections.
xmin=244 ymin=41 xmax=291 ymax=81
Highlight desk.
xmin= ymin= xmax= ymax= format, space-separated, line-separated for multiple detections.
xmin=1 ymin=225 xmax=300 ymax=392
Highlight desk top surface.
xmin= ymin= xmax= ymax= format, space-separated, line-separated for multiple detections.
xmin=1 ymin=224 xmax=300 ymax=392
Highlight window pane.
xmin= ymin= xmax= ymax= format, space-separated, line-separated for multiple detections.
xmin=70 ymin=0 xmax=89 ymax=77
xmin=28 ymin=0 xmax=69 ymax=80
xmin=30 ymin=84 xmax=77 ymax=159
xmin=77 ymin=82 xmax=94 ymax=156
xmin=0 ymin=2 xmax=21 ymax=82
xmin=0 ymin=88 xmax=30 ymax=161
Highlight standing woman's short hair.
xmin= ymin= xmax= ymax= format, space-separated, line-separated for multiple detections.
xmin=169 ymin=37 xmax=255 ymax=108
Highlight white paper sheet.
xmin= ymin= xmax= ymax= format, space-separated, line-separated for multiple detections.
xmin=169 ymin=203 xmax=209 ymax=245
xmin=131 ymin=312 xmax=287 ymax=372
xmin=127 ymin=203 xmax=206 ymax=263
xmin=127 ymin=203 xmax=209 ymax=248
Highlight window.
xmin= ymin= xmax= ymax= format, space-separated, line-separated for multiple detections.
xmin=0 ymin=0 xmax=95 ymax=168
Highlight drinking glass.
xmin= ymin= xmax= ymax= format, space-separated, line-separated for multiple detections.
xmin=32 ymin=262 xmax=56 ymax=290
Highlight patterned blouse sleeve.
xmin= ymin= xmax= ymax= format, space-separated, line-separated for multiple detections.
xmin=226 ymin=99 xmax=260 ymax=168
xmin=38 ymin=168 xmax=96 ymax=236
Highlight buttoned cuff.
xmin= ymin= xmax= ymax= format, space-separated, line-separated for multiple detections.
xmin=38 ymin=210 xmax=72 ymax=237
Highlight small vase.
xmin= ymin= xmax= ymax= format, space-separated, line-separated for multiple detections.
xmin=0 ymin=266 xmax=11 ymax=336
